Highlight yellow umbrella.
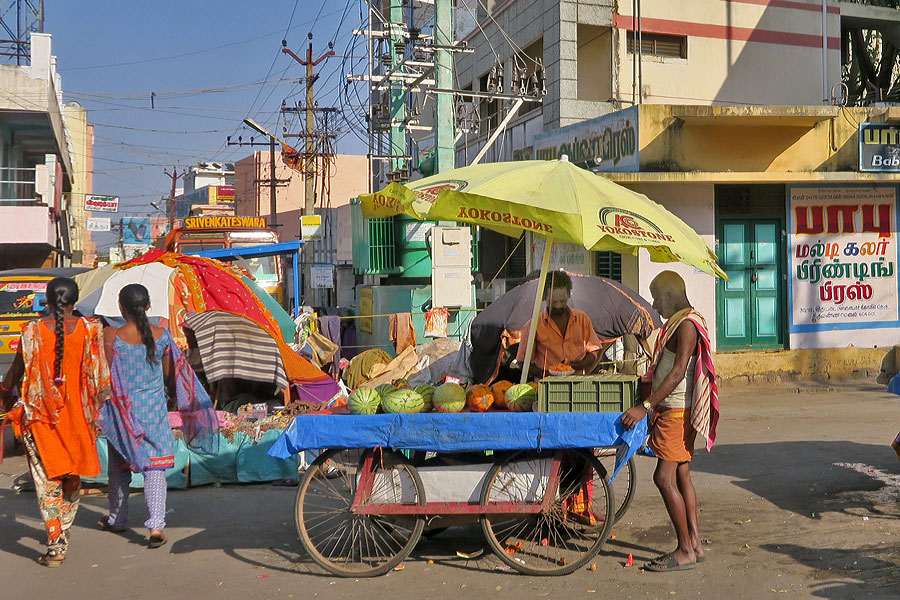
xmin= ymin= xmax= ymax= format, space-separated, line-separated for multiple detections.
xmin=360 ymin=157 xmax=725 ymax=383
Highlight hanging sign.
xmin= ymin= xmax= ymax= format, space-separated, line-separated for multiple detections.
xmin=788 ymin=185 xmax=900 ymax=333
xmin=86 ymin=217 xmax=111 ymax=232
xmin=859 ymin=123 xmax=900 ymax=172
xmin=310 ymin=263 xmax=334 ymax=289
xmin=85 ymin=194 xmax=119 ymax=213
xmin=301 ymin=214 xmax=323 ymax=240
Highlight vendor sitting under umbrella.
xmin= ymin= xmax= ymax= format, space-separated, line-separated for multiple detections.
xmin=515 ymin=270 xmax=602 ymax=379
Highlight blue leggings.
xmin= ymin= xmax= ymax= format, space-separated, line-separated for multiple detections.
xmin=105 ymin=446 xmax=168 ymax=531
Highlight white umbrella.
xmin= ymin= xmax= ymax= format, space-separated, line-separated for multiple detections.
xmin=90 ymin=262 xmax=175 ymax=320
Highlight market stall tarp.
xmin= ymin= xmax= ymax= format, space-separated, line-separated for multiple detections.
xmin=184 ymin=310 xmax=289 ymax=390
xmin=83 ymin=432 xmax=299 ymax=489
xmin=268 ymin=412 xmax=648 ymax=480
xmin=469 ymin=273 xmax=661 ymax=384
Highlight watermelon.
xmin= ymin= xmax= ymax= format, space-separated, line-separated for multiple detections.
xmin=414 ymin=385 xmax=435 ymax=412
xmin=348 ymin=387 xmax=382 ymax=415
xmin=433 ymin=382 xmax=466 ymax=413
xmin=382 ymin=388 xmax=425 ymax=414
xmin=376 ymin=383 xmax=398 ymax=398
xmin=506 ymin=383 xmax=536 ymax=412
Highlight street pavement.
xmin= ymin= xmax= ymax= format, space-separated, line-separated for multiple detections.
xmin=1 ymin=382 xmax=898 ymax=599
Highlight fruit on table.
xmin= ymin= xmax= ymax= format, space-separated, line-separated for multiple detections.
xmin=375 ymin=383 xmax=398 ymax=398
xmin=381 ymin=388 xmax=425 ymax=413
xmin=550 ymin=363 xmax=574 ymax=372
xmin=466 ymin=384 xmax=494 ymax=412
xmin=506 ymin=383 xmax=537 ymax=412
xmin=490 ymin=380 xmax=513 ymax=409
xmin=348 ymin=387 xmax=382 ymax=415
xmin=414 ymin=384 xmax=435 ymax=412
xmin=433 ymin=382 xmax=466 ymax=413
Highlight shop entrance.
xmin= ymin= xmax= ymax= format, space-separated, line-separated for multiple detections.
xmin=715 ymin=185 xmax=786 ymax=350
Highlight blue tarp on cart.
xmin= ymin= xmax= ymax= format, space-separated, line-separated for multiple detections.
xmin=268 ymin=412 xmax=648 ymax=480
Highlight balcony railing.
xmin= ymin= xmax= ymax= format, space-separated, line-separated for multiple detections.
xmin=0 ymin=166 xmax=37 ymax=205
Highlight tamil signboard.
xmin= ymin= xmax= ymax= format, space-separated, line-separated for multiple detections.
xmin=859 ymin=123 xmax=900 ymax=172
xmin=310 ymin=263 xmax=334 ymax=289
xmin=85 ymin=194 xmax=119 ymax=213
xmin=788 ymin=185 xmax=900 ymax=334
xmin=533 ymin=106 xmax=638 ymax=172
xmin=86 ymin=217 xmax=111 ymax=232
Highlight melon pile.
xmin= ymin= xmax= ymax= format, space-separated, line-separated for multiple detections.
xmin=347 ymin=379 xmax=534 ymax=414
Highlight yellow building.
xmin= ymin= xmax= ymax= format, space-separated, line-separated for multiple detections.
xmin=63 ymin=101 xmax=96 ymax=266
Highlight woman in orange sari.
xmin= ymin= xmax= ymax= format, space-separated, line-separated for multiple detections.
xmin=0 ymin=277 xmax=110 ymax=567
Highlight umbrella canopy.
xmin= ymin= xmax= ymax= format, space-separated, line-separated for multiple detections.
xmin=361 ymin=157 xmax=724 ymax=384
xmin=183 ymin=311 xmax=289 ymax=390
xmin=360 ymin=158 xmax=725 ymax=278
xmin=89 ymin=262 xmax=175 ymax=320
xmin=469 ymin=273 xmax=661 ymax=384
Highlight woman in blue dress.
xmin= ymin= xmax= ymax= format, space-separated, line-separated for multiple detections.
xmin=98 ymin=283 xmax=218 ymax=548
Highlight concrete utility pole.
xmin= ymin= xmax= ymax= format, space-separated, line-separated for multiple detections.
xmin=282 ymin=34 xmax=334 ymax=305
xmin=163 ymin=166 xmax=185 ymax=231
xmin=434 ymin=0 xmax=455 ymax=173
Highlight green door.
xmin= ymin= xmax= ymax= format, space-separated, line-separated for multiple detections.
xmin=716 ymin=220 xmax=783 ymax=350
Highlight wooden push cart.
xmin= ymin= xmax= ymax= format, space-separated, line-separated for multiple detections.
xmin=269 ymin=412 xmax=647 ymax=577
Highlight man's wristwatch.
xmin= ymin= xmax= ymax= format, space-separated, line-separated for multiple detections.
xmin=642 ymin=400 xmax=652 ymax=413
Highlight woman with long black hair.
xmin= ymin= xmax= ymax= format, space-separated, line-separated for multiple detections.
xmin=0 ymin=277 xmax=111 ymax=567
xmin=99 ymin=283 xmax=217 ymax=549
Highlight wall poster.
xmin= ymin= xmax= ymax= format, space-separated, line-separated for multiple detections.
xmin=788 ymin=185 xmax=900 ymax=333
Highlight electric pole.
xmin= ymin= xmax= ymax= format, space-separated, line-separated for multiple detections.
xmin=226 ymin=130 xmax=288 ymax=227
xmin=281 ymin=34 xmax=335 ymax=305
xmin=163 ymin=166 xmax=185 ymax=231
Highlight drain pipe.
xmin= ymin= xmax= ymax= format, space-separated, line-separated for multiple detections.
xmin=822 ymin=0 xmax=828 ymax=103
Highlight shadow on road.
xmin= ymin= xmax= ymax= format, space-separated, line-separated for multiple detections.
xmin=760 ymin=542 xmax=900 ymax=599
xmin=692 ymin=441 xmax=900 ymax=520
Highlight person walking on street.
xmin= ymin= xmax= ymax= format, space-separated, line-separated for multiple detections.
xmin=621 ymin=271 xmax=719 ymax=572
xmin=98 ymin=283 xmax=217 ymax=549
xmin=0 ymin=277 xmax=111 ymax=567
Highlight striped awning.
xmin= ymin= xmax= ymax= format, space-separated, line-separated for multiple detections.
xmin=183 ymin=310 xmax=288 ymax=390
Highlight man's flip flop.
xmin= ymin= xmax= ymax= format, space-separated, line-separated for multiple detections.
xmin=645 ymin=553 xmax=695 ymax=572
xmin=147 ymin=534 xmax=168 ymax=549
xmin=97 ymin=519 xmax=126 ymax=533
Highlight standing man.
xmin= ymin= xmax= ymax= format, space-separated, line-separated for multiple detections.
xmin=622 ymin=271 xmax=719 ymax=572
xmin=515 ymin=271 xmax=602 ymax=379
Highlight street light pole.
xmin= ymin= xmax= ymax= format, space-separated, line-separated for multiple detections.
xmin=242 ymin=118 xmax=282 ymax=229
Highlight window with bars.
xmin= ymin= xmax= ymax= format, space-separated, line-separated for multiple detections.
xmin=626 ymin=32 xmax=687 ymax=59
xmin=595 ymin=251 xmax=622 ymax=282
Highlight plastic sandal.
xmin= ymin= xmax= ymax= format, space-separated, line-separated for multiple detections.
xmin=37 ymin=549 xmax=65 ymax=567
xmin=147 ymin=533 xmax=168 ymax=549
xmin=97 ymin=519 xmax=127 ymax=533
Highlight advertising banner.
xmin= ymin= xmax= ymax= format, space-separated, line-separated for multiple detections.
xmin=533 ymin=106 xmax=638 ymax=172
xmin=788 ymin=185 xmax=900 ymax=333
xmin=859 ymin=123 xmax=900 ymax=172
xmin=86 ymin=217 xmax=111 ymax=232
xmin=85 ymin=194 xmax=119 ymax=213
xmin=122 ymin=217 xmax=153 ymax=245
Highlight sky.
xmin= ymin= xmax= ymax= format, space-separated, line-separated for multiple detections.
xmin=44 ymin=0 xmax=371 ymax=252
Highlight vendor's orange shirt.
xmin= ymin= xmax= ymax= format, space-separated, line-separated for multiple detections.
xmin=516 ymin=308 xmax=602 ymax=373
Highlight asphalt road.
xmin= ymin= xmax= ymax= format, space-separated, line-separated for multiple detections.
xmin=2 ymin=382 xmax=898 ymax=599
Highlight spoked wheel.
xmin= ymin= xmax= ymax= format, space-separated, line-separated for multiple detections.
xmin=295 ymin=448 xmax=426 ymax=577
xmin=480 ymin=449 xmax=614 ymax=576
xmin=595 ymin=450 xmax=637 ymax=523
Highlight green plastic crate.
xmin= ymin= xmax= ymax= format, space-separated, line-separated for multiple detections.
xmin=537 ymin=374 xmax=642 ymax=413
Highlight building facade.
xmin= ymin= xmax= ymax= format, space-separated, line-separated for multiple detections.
xmin=0 ymin=33 xmax=79 ymax=269
xmin=63 ymin=101 xmax=96 ymax=266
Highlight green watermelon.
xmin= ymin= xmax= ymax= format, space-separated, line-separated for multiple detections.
xmin=506 ymin=384 xmax=536 ymax=412
xmin=414 ymin=385 xmax=435 ymax=412
xmin=376 ymin=383 xmax=398 ymax=398
xmin=382 ymin=388 xmax=425 ymax=414
xmin=433 ymin=382 xmax=466 ymax=413
xmin=348 ymin=387 xmax=382 ymax=415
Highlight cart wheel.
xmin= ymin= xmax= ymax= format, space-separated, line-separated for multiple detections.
xmin=595 ymin=451 xmax=637 ymax=523
xmin=295 ymin=448 xmax=426 ymax=577
xmin=480 ymin=449 xmax=614 ymax=576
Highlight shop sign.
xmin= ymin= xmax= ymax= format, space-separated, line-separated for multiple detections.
xmin=788 ymin=185 xmax=900 ymax=333
xmin=310 ymin=264 xmax=334 ymax=289
xmin=86 ymin=217 xmax=111 ymax=232
xmin=183 ymin=216 xmax=266 ymax=229
xmin=859 ymin=123 xmax=900 ymax=172
xmin=85 ymin=194 xmax=119 ymax=213
xmin=301 ymin=214 xmax=323 ymax=240
xmin=533 ymin=106 xmax=638 ymax=172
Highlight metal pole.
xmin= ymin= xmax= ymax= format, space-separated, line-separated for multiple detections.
xmin=389 ymin=0 xmax=405 ymax=175
xmin=269 ymin=136 xmax=278 ymax=227
xmin=822 ymin=0 xmax=828 ymax=103
xmin=434 ymin=0 xmax=455 ymax=173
